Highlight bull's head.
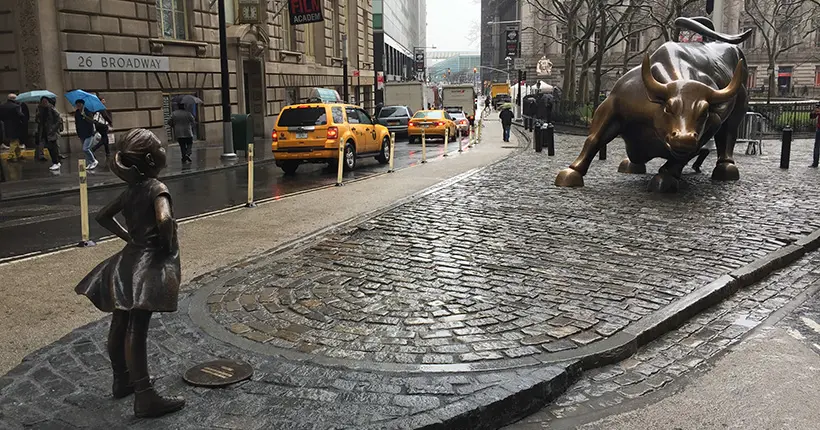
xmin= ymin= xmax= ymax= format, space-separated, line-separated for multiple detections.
xmin=641 ymin=55 xmax=744 ymax=159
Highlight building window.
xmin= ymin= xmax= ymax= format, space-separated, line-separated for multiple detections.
xmin=157 ymin=0 xmax=187 ymax=40
xmin=332 ymin=0 xmax=342 ymax=57
xmin=747 ymin=66 xmax=757 ymax=88
xmin=282 ymin=12 xmax=296 ymax=50
xmin=741 ymin=24 xmax=756 ymax=50
xmin=305 ymin=23 xmax=315 ymax=58
xmin=628 ymin=33 xmax=640 ymax=53
xmin=559 ymin=27 xmax=567 ymax=54
xmin=814 ymin=19 xmax=820 ymax=47
xmin=815 ymin=66 xmax=820 ymax=86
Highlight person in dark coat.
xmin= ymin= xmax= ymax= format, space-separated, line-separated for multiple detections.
xmin=0 ymin=94 xmax=25 ymax=160
xmin=91 ymin=97 xmax=113 ymax=157
xmin=499 ymin=106 xmax=514 ymax=142
xmin=75 ymin=129 xmax=185 ymax=418
xmin=36 ymin=97 xmax=64 ymax=170
xmin=168 ymin=103 xmax=196 ymax=163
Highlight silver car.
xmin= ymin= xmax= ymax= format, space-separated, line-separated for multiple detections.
xmin=377 ymin=106 xmax=413 ymax=135
xmin=449 ymin=112 xmax=470 ymax=136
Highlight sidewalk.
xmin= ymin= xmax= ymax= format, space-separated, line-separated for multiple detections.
xmin=0 ymin=139 xmax=272 ymax=201
xmin=3 ymin=120 xmax=820 ymax=428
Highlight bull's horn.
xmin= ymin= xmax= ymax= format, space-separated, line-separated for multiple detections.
xmin=641 ymin=55 xmax=668 ymax=101
xmin=710 ymin=60 xmax=745 ymax=103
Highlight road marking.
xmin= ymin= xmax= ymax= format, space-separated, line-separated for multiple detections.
xmin=800 ymin=316 xmax=820 ymax=334
xmin=786 ymin=327 xmax=805 ymax=340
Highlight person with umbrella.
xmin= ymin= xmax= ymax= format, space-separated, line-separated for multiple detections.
xmin=66 ymin=90 xmax=108 ymax=170
xmin=36 ymin=97 xmax=64 ymax=171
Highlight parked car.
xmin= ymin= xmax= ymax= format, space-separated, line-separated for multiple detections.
xmin=376 ymin=105 xmax=413 ymax=136
xmin=271 ymin=103 xmax=391 ymax=174
xmin=407 ymin=110 xmax=458 ymax=144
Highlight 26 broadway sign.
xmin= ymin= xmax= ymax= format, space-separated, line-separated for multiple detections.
xmin=289 ymin=0 xmax=324 ymax=25
xmin=65 ymin=52 xmax=170 ymax=72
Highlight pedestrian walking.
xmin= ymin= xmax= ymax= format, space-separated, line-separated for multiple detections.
xmin=36 ymin=97 xmax=64 ymax=171
xmin=499 ymin=105 xmax=514 ymax=142
xmin=74 ymin=100 xmax=99 ymax=170
xmin=0 ymin=94 xmax=25 ymax=161
xmin=168 ymin=103 xmax=195 ymax=163
xmin=810 ymin=103 xmax=820 ymax=167
xmin=91 ymin=97 xmax=113 ymax=157
xmin=74 ymin=128 xmax=185 ymax=418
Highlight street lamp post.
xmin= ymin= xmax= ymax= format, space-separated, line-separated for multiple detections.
xmin=342 ymin=34 xmax=349 ymax=102
xmin=217 ymin=0 xmax=235 ymax=158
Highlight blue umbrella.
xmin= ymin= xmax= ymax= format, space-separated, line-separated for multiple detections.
xmin=16 ymin=90 xmax=57 ymax=103
xmin=64 ymin=89 xmax=106 ymax=112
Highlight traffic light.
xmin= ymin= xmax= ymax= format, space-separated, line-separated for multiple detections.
xmin=447 ymin=68 xmax=451 ymax=76
xmin=473 ymin=67 xmax=477 ymax=73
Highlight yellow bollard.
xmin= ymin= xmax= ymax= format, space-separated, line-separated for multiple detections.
xmin=443 ymin=129 xmax=449 ymax=157
xmin=336 ymin=139 xmax=345 ymax=186
xmin=477 ymin=119 xmax=483 ymax=143
xmin=388 ymin=132 xmax=396 ymax=172
xmin=468 ymin=125 xmax=474 ymax=148
xmin=458 ymin=128 xmax=463 ymax=153
xmin=421 ymin=130 xmax=427 ymax=164
xmin=77 ymin=159 xmax=96 ymax=247
xmin=246 ymin=143 xmax=256 ymax=207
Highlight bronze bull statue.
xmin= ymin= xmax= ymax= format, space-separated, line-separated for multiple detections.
xmin=555 ymin=17 xmax=752 ymax=192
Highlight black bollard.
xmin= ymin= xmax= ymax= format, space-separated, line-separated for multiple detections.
xmin=534 ymin=120 xmax=543 ymax=152
xmin=545 ymin=123 xmax=555 ymax=156
xmin=780 ymin=126 xmax=792 ymax=169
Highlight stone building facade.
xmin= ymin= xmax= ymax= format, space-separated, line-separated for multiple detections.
xmin=0 ymin=0 xmax=374 ymax=151
xmin=513 ymin=0 xmax=820 ymax=99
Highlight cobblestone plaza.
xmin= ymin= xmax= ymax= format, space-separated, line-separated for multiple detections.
xmin=3 ymin=123 xmax=820 ymax=428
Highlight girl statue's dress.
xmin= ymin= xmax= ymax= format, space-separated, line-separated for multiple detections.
xmin=74 ymin=128 xmax=185 ymax=419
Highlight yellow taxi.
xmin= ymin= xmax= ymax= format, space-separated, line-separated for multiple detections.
xmin=407 ymin=110 xmax=458 ymax=144
xmin=271 ymin=103 xmax=392 ymax=174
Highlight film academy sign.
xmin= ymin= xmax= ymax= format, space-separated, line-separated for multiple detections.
xmin=505 ymin=28 xmax=519 ymax=57
xmin=289 ymin=0 xmax=324 ymax=25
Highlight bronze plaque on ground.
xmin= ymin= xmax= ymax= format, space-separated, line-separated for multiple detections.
xmin=182 ymin=359 xmax=253 ymax=388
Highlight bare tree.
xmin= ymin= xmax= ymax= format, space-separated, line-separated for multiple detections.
xmin=744 ymin=0 xmax=820 ymax=102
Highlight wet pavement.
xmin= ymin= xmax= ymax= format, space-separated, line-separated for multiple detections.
xmin=0 ymin=136 xmax=469 ymax=260
xmin=3 ymin=123 xmax=820 ymax=428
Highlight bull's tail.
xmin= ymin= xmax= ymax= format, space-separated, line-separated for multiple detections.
xmin=674 ymin=16 xmax=753 ymax=44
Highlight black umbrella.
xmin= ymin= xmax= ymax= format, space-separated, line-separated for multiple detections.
xmin=171 ymin=94 xmax=203 ymax=107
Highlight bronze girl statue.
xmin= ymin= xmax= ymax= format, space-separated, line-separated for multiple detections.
xmin=75 ymin=128 xmax=185 ymax=418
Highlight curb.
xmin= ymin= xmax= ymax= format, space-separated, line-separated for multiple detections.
xmin=0 ymin=156 xmax=277 ymax=202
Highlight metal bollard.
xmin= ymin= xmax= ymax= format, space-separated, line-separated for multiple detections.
xmin=545 ymin=123 xmax=555 ymax=156
xmin=246 ymin=143 xmax=256 ymax=207
xmin=780 ymin=126 xmax=792 ymax=169
xmin=477 ymin=120 xmax=482 ymax=143
xmin=336 ymin=139 xmax=345 ymax=186
xmin=388 ymin=132 xmax=396 ymax=172
xmin=443 ymin=129 xmax=449 ymax=157
xmin=458 ymin=129 xmax=464 ymax=153
xmin=77 ymin=159 xmax=96 ymax=247
xmin=468 ymin=125 xmax=474 ymax=148
xmin=421 ymin=130 xmax=427 ymax=163
xmin=534 ymin=121 xmax=542 ymax=152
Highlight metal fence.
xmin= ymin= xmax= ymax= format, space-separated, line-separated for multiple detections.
xmin=547 ymin=99 xmax=818 ymax=138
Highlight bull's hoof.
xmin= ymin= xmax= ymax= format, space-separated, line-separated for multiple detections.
xmin=555 ymin=168 xmax=585 ymax=187
xmin=648 ymin=173 xmax=679 ymax=193
xmin=711 ymin=162 xmax=739 ymax=181
xmin=617 ymin=158 xmax=647 ymax=174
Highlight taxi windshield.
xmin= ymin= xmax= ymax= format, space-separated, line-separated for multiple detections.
xmin=412 ymin=111 xmax=443 ymax=119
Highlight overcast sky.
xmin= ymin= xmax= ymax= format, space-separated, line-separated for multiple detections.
xmin=426 ymin=0 xmax=481 ymax=52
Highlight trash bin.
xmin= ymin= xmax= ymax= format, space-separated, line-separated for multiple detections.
xmin=231 ymin=114 xmax=253 ymax=152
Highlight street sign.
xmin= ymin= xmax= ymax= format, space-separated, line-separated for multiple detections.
xmin=414 ymin=48 xmax=425 ymax=73
xmin=353 ymin=70 xmax=360 ymax=77
xmin=505 ymin=27 xmax=519 ymax=57
xmin=377 ymin=71 xmax=384 ymax=90
xmin=288 ymin=0 xmax=324 ymax=25
xmin=513 ymin=58 xmax=524 ymax=69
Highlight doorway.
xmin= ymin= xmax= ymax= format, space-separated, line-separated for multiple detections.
xmin=243 ymin=59 xmax=265 ymax=138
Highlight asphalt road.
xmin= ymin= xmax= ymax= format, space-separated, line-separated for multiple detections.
xmin=0 ymin=136 xmax=469 ymax=260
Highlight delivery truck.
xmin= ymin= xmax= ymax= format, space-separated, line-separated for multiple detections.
xmin=442 ymin=84 xmax=476 ymax=118
xmin=383 ymin=82 xmax=429 ymax=114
